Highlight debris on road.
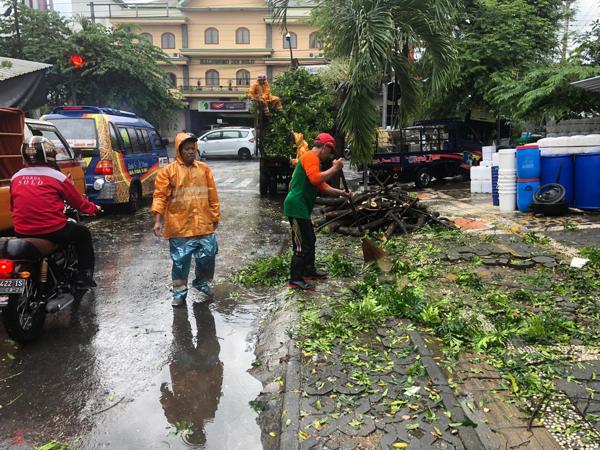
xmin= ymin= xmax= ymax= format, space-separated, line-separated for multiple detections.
xmin=314 ymin=185 xmax=456 ymax=237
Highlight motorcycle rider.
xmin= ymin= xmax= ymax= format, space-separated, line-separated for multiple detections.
xmin=10 ymin=136 xmax=100 ymax=288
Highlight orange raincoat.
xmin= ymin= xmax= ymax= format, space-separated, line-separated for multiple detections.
xmin=247 ymin=80 xmax=283 ymax=110
xmin=291 ymin=132 xmax=309 ymax=167
xmin=152 ymin=133 xmax=220 ymax=239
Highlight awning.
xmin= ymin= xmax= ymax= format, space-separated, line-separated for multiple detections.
xmin=0 ymin=57 xmax=52 ymax=111
xmin=571 ymin=76 xmax=600 ymax=93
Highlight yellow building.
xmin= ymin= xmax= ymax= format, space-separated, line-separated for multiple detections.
xmin=109 ymin=0 xmax=326 ymax=136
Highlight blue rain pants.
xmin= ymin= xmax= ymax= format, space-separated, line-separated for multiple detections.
xmin=169 ymin=234 xmax=218 ymax=301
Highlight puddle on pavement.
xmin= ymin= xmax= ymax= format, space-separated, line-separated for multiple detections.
xmin=0 ymin=175 xmax=287 ymax=449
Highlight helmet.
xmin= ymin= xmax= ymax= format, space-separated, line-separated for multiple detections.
xmin=315 ymin=132 xmax=336 ymax=150
xmin=257 ymin=74 xmax=267 ymax=81
xmin=21 ymin=136 xmax=57 ymax=165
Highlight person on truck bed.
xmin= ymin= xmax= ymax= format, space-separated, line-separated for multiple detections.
xmin=283 ymin=132 xmax=351 ymax=291
xmin=10 ymin=136 xmax=101 ymax=289
xmin=247 ymin=74 xmax=283 ymax=116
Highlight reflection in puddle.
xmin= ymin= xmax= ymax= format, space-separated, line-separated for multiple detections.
xmin=161 ymin=304 xmax=223 ymax=447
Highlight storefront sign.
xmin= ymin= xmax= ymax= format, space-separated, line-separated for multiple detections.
xmin=198 ymin=101 xmax=249 ymax=112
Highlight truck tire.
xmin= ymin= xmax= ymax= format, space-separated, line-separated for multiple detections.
xmin=268 ymin=176 xmax=278 ymax=195
xmin=414 ymin=167 xmax=432 ymax=188
xmin=259 ymin=171 xmax=268 ymax=196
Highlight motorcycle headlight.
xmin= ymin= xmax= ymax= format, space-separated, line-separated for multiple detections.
xmin=93 ymin=178 xmax=105 ymax=191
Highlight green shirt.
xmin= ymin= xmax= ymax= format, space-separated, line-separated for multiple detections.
xmin=283 ymin=150 xmax=328 ymax=219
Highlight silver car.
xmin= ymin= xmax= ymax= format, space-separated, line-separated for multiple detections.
xmin=198 ymin=127 xmax=256 ymax=160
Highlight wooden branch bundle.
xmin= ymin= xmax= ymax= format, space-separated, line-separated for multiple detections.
xmin=315 ymin=185 xmax=456 ymax=236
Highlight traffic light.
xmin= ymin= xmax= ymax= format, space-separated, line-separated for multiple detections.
xmin=69 ymin=54 xmax=85 ymax=69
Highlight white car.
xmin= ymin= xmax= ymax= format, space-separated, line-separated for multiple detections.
xmin=198 ymin=127 xmax=256 ymax=160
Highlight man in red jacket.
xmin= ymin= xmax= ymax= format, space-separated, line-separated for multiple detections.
xmin=10 ymin=136 xmax=100 ymax=288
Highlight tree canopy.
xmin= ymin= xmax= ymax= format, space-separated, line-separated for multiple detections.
xmin=0 ymin=5 xmax=181 ymax=125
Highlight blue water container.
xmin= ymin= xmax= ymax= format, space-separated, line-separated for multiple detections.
xmin=517 ymin=180 xmax=540 ymax=212
xmin=540 ymin=155 xmax=574 ymax=206
xmin=516 ymin=145 xmax=541 ymax=180
xmin=574 ymin=153 xmax=600 ymax=210
xmin=491 ymin=166 xmax=499 ymax=206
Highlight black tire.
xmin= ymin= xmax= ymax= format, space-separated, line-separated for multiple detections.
xmin=268 ymin=176 xmax=278 ymax=195
xmin=259 ymin=170 xmax=268 ymax=196
xmin=238 ymin=148 xmax=252 ymax=160
xmin=414 ymin=167 xmax=433 ymax=188
xmin=2 ymin=281 xmax=46 ymax=343
xmin=127 ymin=184 xmax=142 ymax=213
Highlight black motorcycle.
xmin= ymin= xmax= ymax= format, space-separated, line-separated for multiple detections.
xmin=0 ymin=209 xmax=88 ymax=343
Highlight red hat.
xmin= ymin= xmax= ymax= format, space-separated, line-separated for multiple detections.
xmin=315 ymin=132 xmax=336 ymax=149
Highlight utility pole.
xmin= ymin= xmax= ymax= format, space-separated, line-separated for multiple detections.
xmin=13 ymin=0 xmax=23 ymax=58
xmin=561 ymin=0 xmax=576 ymax=62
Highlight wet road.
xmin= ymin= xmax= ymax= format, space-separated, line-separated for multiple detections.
xmin=0 ymin=159 xmax=287 ymax=449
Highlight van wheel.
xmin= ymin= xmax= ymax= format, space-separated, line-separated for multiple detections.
xmin=415 ymin=168 xmax=432 ymax=188
xmin=127 ymin=184 xmax=142 ymax=213
xmin=238 ymin=148 xmax=251 ymax=160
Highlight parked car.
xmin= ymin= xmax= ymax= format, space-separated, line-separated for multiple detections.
xmin=43 ymin=106 xmax=170 ymax=212
xmin=198 ymin=127 xmax=255 ymax=160
xmin=0 ymin=110 xmax=86 ymax=234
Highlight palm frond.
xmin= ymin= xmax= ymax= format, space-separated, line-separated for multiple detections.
xmin=267 ymin=0 xmax=290 ymax=31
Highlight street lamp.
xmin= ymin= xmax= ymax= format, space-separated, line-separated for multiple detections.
xmin=285 ymin=32 xmax=296 ymax=70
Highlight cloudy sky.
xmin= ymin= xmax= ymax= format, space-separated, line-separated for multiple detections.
xmin=575 ymin=0 xmax=600 ymax=31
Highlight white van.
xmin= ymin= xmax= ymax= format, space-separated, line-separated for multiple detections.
xmin=198 ymin=127 xmax=256 ymax=160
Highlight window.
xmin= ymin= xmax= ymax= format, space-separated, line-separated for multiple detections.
xmin=128 ymin=128 xmax=145 ymax=154
xmin=166 ymin=72 xmax=177 ymax=88
xmin=139 ymin=129 xmax=152 ymax=152
xmin=37 ymin=129 xmax=72 ymax=161
xmin=109 ymin=123 xmax=120 ymax=151
xmin=161 ymin=32 xmax=175 ymax=49
xmin=140 ymin=33 xmax=153 ymax=45
xmin=118 ymin=127 xmax=133 ymax=154
xmin=222 ymin=130 xmax=241 ymax=139
xmin=283 ymin=31 xmax=297 ymax=49
xmin=309 ymin=32 xmax=322 ymax=49
xmin=205 ymin=27 xmax=219 ymax=44
xmin=135 ymin=129 xmax=151 ymax=153
xmin=148 ymin=130 xmax=162 ymax=148
xmin=205 ymin=132 xmax=221 ymax=141
xmin=206 ymin=70 xmax=219 ymax=86
xmin=236 ymin=69 xmax=250 ymax=86
xmin=236 ymin=27 xmax=250 ymax=44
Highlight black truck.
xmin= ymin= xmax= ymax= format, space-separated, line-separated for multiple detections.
xmin=369 ymin=119 xmax=491 ymax=188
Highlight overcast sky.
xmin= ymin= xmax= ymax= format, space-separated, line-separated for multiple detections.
xmin=575 ymin=0 xmax=600 ymax=32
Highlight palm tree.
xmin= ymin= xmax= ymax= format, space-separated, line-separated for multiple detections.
xmin=268 ymin=0 xmax=456 ymax=166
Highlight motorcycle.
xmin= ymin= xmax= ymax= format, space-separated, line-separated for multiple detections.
xmin=0 ymin=208 xmax=89 ymax=343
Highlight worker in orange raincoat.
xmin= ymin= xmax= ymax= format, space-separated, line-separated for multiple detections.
xmin=291 ymin=131 xmax=309 ymax=167
xmin=152 ymin=132 xmax=221 ymax=307
xmin=247 ymin=74 xmax=283 ymax=115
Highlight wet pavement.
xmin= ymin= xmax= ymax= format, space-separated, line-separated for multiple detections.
xmin=0 ymin=159 xmax=286 ymax=449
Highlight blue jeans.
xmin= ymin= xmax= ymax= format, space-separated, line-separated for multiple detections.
xmin=169 ymin=234 xmax=218 ymax=301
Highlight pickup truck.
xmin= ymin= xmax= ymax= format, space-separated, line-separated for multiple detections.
xmin=0 ymin=108 xmax=86 ymax=234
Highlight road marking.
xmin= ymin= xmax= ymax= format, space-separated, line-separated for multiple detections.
xmin=235 ymin=178 xmax=253 ymax=188
xmin=222 ymin=177 xmax=236 ymax=184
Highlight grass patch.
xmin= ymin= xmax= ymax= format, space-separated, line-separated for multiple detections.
xmin=232 ymin=253 xmax=290 ymax=287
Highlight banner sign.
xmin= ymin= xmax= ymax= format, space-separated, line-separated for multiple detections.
xmin=198 ymin=101 xmax=249 ymax=112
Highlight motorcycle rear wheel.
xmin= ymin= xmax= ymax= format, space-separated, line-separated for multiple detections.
xmin=2 ymin=281 xmax=46 ymax=343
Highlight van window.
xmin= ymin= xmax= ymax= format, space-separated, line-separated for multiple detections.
xmin=49 ymin=118 xmax=98 ymax=153
xmin=118 ymin=127 xmax=133 ymax=154
xmin=222 ymin=130 xmax=240 ymax=139
xmin=148 ymin=130 xmax=162 ymax=149
xmin=27 ymin=126 xmax=74 ymax=161
xmin=205 ymin=132 xmax=221 ymax=141
xmin=135 ymin=129 xmax=151 ymax=153
xmin=138 ymin=129 xmax=151 ymax=152
xmin=128 ymin=127 xmax=145 ymax=154
xmin=109 ymin=123 xmax=121 ymax=151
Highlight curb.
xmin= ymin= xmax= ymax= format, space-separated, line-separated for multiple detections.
xmin=279 ymin=302 xmax=301 ymax=450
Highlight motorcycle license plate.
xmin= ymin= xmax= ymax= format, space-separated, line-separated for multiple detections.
xmin=0 ymin=279 xmax=26 ymax=294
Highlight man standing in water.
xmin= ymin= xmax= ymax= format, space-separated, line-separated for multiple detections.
xmin=152 ymin=133 xmax=220 ymax=307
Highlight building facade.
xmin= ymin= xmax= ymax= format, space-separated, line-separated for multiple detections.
xmin=108 ymin=0 xmax=325 ymax=137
